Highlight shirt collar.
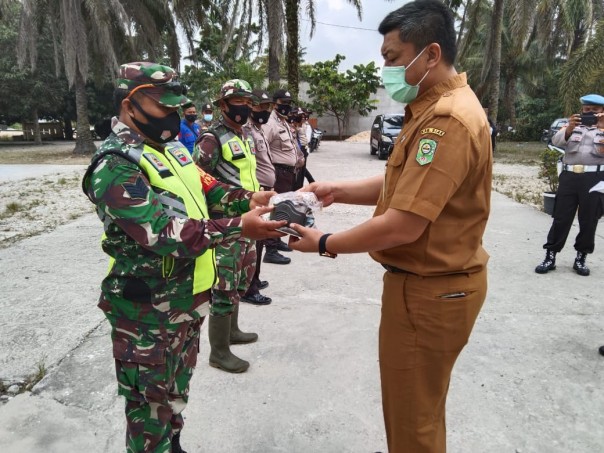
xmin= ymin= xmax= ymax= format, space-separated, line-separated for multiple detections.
xmin=406 ymin=73 xmax=468 ymax=120
xmin=110 ymin=116 xmax=145 ymax=146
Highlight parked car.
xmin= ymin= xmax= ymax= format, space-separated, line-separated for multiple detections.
xmin=541 ymin=118 xmax=568 ymax=143
xmin=370 ymin=113 xmax=404 ymax=160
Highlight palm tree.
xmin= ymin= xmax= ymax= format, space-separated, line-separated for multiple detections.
xmin=17 ymin=0 xmax=209 ymax=154
xmin=283 ymin=0 xmax=362 ymax=98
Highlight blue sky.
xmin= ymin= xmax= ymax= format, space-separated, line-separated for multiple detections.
xmin=299 ymin=0 xmax=408 ymax=71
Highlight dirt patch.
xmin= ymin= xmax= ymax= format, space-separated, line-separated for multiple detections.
xmin=0 ymin=141 xmax=99 ymax=165
xmin=345 ymin=131 xmax=371 ymax=143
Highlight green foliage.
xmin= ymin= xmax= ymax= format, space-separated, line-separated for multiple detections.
xmin=538 ymin=147 xmax=561 ymax=193
xmin=305 ymin=54 xmax=380 ymax=139
xmin=0 ymin=4 xmax=68 ymax=125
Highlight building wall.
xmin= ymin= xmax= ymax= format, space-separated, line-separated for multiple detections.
xmin=298 ymin=82 xmax=403 ymax=137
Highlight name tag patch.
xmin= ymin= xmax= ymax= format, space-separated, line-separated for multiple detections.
xmin=417 ymin=139 xmax=437 ymax=165
xmin=421 ymin=127 xmax=446 ymax=137
xmin=143 ymin=153 xmax=172 ymax=177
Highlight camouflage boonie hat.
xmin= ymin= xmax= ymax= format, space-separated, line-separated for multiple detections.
xmin=213 ymin=79 xmax=253 ymax=106
xmin=117 ymin=62 xmax=190 ymax=108
xmin=251 ymin=89 xmax=273 ymax=105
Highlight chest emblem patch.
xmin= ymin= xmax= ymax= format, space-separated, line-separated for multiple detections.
xmin=417 ymin=139 xmax=437 ymax=165
xmin=228 ymin=141 xmax=245 ymax=158
xmin=168 ymin=148 xmax=193 ymax=166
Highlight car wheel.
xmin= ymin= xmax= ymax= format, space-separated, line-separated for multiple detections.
xmin=370 ymin=144 xmax=377 ymax=155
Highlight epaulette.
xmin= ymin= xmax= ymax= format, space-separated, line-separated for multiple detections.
xmin=434 ymin=91 xmax=456 ymax=118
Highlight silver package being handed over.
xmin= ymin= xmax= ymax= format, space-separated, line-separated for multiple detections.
xmin=265 ymin=191 xmax=323 ymax=237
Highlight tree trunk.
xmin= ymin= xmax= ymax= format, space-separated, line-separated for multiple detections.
xmin=267 ymin=0 xmax=283 ymax=84
xmin=504 ymin=75 xmax=517 ymax=128
xmin=285 ymin=0 xmax=299 ymax=98
xmin=73 ymin=69 xmax=96 ymax=154
xmin=32 ymin=108 xmax=42 ymax=144
xmin=486 ymin=0 xmax=504 ymax=123
xmin=63 ymin=114 xmax=74 ymax=140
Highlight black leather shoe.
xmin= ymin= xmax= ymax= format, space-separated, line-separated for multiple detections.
xmin=258 ymin=280 xmax=269 ymax=290
xmin=276 ymin=240 xmax=292 ymax=252
xmin=599 ymin=345 xmax=604 ymax=356
xmin=263 ymin=251 xmax=291 ymax=265
xmin=241 ymin=293 xmax=272 ymax=305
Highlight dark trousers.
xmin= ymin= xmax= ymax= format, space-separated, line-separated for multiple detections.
xmin=246 ymin=184 xmax=272 ymax=295
xmin=545 ymin=171 xmax=604 ymax=254
xmin=266 ymin=166 xmax=297 ymax=251
xmin=293 ymin=146 xmax=315 ymax=190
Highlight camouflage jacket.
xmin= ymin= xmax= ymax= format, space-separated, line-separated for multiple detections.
xmin=83 ymin=118 xmax=253 ymax=325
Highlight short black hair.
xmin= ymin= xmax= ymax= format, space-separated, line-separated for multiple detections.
xmin=182 ymin=102 xmax=195 ymax=110
xmin=378 ymin=0 xmax=457 ymax=65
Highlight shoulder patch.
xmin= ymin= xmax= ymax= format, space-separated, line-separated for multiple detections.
xmin=143 ymin=153 xmax=173 ymax=178
xmin=416 ymin=139 xmax=437 ymax=166
xmin=122 ymin=176 xmax=149 ymax=200
xmin=421 ymin=127 xmax=446 ymax=137
xmin=228 ymin=141 xmax=245 ymax=159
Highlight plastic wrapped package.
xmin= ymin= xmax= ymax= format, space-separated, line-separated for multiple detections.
xmin=265 ymin=191 xmax=322 ymax=237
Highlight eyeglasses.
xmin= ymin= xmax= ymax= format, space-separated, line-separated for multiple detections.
xmin=126 ymin=81 xmax=188 ymax=100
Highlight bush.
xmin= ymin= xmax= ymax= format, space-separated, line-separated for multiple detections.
xmin=538 ymin=147 xmax=561 ymax=193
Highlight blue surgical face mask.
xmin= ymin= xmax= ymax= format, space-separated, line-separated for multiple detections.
xmin=382 ymin=46 xmax=430 ymax=104
xmin=203 ymin=113 xmax=213 ymax=122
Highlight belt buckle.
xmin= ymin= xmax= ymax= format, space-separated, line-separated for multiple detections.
xmin=573 ymin=165 xmax=585 ymax=173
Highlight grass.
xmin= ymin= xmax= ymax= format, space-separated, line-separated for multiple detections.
xmin=494 ymin=141 xmax=544 ymax=165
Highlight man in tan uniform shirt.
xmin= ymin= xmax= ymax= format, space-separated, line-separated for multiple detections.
xmin=289 ymin=1 xmax=492 ymax=452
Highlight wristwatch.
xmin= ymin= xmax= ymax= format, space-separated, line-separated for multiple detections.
xmin=319 ymin=233 xmax=337 ymax=259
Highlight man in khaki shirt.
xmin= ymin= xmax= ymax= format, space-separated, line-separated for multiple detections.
xmin=289 ymin=1 xmax=492 ymax=452
xmin=261 ymin=89 xmax=305 ymax=264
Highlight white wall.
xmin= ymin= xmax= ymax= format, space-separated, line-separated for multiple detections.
xmin=298 ymin=81 xmax=403 ymax=137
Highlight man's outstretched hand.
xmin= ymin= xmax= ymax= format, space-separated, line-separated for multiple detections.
xmin=241 ymin=206 xmax=287 ymax=240
xmin=287 ymin=223 xmax=324 ymax=253
xmin=250 ymin=190 xmax=277 ymax=209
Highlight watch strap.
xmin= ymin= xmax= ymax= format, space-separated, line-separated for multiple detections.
xmin=319 ymin=233 xmax=337 ymax=258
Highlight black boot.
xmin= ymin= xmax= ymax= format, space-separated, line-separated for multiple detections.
xmin=230 ymin=305 xmax=259 ymax=344
xmin=171 ymin=432 xmax=187 ymax=453
xmin=208 ymin=314 xmax=250 ymax=373
xmin=241 ymin=293 xmax=272 ymax=305
xmin=263 ymin=248 xmax=291 ymax=265
xmin=573 ymin=252 xmax=590 ymax=276
xmin=535 ymin=250 xmax=556 ymax=274
xmin=276 ymin=239 xmax=292 ymax=252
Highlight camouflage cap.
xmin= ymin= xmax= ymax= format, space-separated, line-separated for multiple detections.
xmin=251 ymin=89 xmax=273 ymax=105
xmin=213 ymin=79 xmax=253 ymax=106
xmin=117 ymin=62 xmax=190 ymax=108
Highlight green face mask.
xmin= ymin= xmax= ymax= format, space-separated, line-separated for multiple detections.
xmin=382 ymin=46 xmax=429 ymax=104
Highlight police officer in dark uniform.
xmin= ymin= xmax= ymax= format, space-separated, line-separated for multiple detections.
xmin=535 ymin=94 xmax=604 ymax=276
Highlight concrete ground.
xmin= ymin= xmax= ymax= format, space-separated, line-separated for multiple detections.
xmin=0 ymin=141 xmax=602 ymax=452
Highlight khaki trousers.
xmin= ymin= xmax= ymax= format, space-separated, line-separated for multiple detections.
xmin=379 ymin=268 xmax=487 ymax=453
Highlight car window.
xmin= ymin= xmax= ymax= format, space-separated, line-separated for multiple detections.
xmin=383 ymin=116 xmax=403 ymax=131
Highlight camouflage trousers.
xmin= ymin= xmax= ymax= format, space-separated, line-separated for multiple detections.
xmin=210 ymin=238 xmax=257 ymax=316
xmin=108 ymin=315 xmax=204 ymax=452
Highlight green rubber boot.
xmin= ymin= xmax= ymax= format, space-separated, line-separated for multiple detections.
xmin=230 ymin=305 xmax=258 ymax=344
xmin=208 ymin=314 xmax=249 ymax=373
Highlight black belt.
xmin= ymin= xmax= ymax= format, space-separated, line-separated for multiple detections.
xmin=382 ymin=264 xmax=412 ymax=274
xmin=274 ymin=163 xmax=296 ymax=173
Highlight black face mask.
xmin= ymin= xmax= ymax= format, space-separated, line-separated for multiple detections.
xmin=224 ymin=102 xmax=251 ymax=125
xmin=185 ymin=114 xmax=198 ymax=123
xmin=276 ymin=104 xmax=292 ymax=117
xmin=251 ymin=110 xmax=271 ymax=125
xmin=129 ymin=98 xmax=181 ymax=143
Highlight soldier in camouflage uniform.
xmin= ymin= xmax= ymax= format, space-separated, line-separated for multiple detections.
xmin=193 ymin=79 xmax=266 ymax=373
xmin=82 ymin=62 xmax=286 ymax=453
